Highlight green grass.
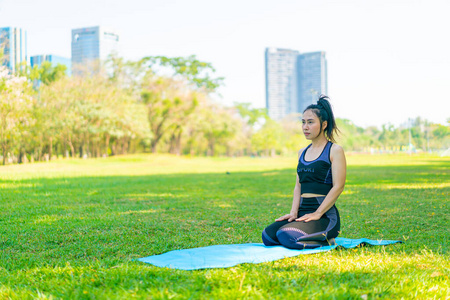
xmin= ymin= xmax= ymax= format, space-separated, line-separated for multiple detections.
xmin=0 ymin=154 xmax=449 ymax=299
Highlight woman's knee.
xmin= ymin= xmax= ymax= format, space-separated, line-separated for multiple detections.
xmin=261 ymin=220 xmax=289 ymax=246
xmin=276 ymin=227 xmax=306 ymax=249
xmin=277 ymin=228 xmax=328 ymax=249
xmin=262 ymin=228 xmax=279 ymax=246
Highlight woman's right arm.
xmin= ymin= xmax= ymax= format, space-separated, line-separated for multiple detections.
xmin=275 ymin=149 xmax=303 ymax=222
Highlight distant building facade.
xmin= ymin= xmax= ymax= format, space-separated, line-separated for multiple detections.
xmin=71 ymin=26 xmax=119 ymax=74
xmin=265 ymin=48 xmax=328 ymax=120
xmin=297 ymin=51 xmax=328 ymax=113
xmin=30 ymin=54 xmax=72 ymax=76
xmin=265 ymin=48 xmax=300 ymax=121
xmin=0 ymin=27 xmax=28 ymax=73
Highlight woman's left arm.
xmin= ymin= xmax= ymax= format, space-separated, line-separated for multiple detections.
xmin=296 ymin=144 xmax=347 ymax=222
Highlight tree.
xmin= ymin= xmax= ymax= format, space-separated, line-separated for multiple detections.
xmin=0 ymin=67 xmax=34 ymax=164
xmin=251 ymin=119 xmax=285 ymax=156
xmin=141 ymin=76 xmax=196 ymax=153
xmin=234 ymin=103 xmax=267 ymax=127
xmin=201 ymin=105 xmax=240 ymax=156
xmin=38 ymin=75 xmax=151 ymax=159
xmin=31 ymin=62 xmax=67 ymax=85
xmin=143 ymin=55 xmax=224 ymax=92
xmin=138 ymin=55 xmax=224 ymax=153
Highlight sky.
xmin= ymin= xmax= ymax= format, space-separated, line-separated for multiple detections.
xmin=1 ymin=0 xmax=449 ymax=128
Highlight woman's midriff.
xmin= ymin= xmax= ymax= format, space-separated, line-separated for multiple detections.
xmin=301 ymin=193 xmax=326 ymax=197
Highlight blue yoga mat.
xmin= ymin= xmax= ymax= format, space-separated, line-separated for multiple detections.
xmin=137 ymin=237 xmax=402 ymax=270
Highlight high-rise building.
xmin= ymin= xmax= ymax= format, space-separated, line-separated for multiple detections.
xmin=265 ymin=48 xmax=299 ymax=121
xmin=265 ymin=48 xmax=328 ymax=120
xmin=297 ymin=51 xmax=328 ymax=113
xmin=0 ymin=27 xmax=27 ymax=73
xmin=30 ymin=54 xmax=72 ymax=76
xmin=71 ymin=26 xmax=119 ymax=74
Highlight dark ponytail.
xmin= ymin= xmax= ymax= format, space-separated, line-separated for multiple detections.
xmin=303 ymin=95 xmax=340 ymax=143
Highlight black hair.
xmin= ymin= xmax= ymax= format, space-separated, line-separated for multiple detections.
xmin=303 ymin=95 xmax=340 ymax=143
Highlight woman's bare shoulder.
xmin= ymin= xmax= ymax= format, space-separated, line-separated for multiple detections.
xmin=331 ymin=143 xmax=344 ymax=153
xmin=297 ymin=147 xmax=306 ymax=158
xmin=330 ymin=143 xmax=346 ymax=161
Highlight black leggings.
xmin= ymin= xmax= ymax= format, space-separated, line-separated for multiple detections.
xmin=262 ymin=197 xmax=340 ymax=249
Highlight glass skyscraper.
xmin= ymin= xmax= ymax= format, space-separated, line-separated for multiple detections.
xmin=71 ymin=26 xmax=119 ymax=74
xmin=265 ymin=48 xmax=300 ymax=120
xmin=0 ymin=27 xmax=27 ymax=73
xmin=297 ymin=51 xmax=328 ymax=113
xmin=30 ymin=54 xmax=72 ymax=76
xmin=265 ymin=48 xmax=328 ymax=120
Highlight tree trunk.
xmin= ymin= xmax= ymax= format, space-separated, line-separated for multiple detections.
xmin=1 ymin=124 xmax=5 ymax=165
xmin=85 ymin=135 xmax=90 ymax=158
xmin=150 ymin=132 xmax=164 ymax=153
xmin=18 ymin=148 xmax=24 ymax=164
xmin=105 ymin=134 xmax=110 ymax=156
xmin=127 ymin=139 xmax=132 ymax=154
xmin=150 ymin=119 xmax=167 ymax=153
xmin=62 ymin=135 xmax=67 ymax=158
xmin=151 ymin=142 xmax=157 ymax=153
xmin=2 ymin=144 xmax=6 ymax=165
xmin=208 ymin=137 xmax=215 ymax=156
xmin=96 ymin=134 xmax=100 ymax=157
xmin=111 ymin=142 xmax=116 ymax=156
xmin=175 ymin=130 xmax=182 ymax=155
xmin=96 ymin=142 xmax=100 ymax=158
xmin=49 ymin=137 xmax=53 ymax=160
xmin=39 ymin=136 xmax=43 ymax=161
xmin=122 ymin=138 xmax=129 ymax=155
xmin=68 ymin=136 xmax=75 ymax=158
xmin=169 ymin=135 xmax=174 ymax=153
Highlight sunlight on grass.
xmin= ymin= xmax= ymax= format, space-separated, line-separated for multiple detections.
xmin=215 ymin=203 xmax=234 ymax=208
xmin=119 ymin=209 xmax=159 ymax=215
xmin=372 ymin=182 xmax=450 ymax=189
xmin=33 ymin=215 xmax=66 ymax=224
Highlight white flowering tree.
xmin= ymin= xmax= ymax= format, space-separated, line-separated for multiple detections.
xmin=0 ymin=66 xmax=35 ymax=164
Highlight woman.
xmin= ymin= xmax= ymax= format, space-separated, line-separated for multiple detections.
xmin=262 ymin=95 xmax=346 ymax=249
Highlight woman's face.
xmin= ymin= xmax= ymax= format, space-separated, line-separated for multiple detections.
xmin=302 ymin=110 xmax=326 ymax=140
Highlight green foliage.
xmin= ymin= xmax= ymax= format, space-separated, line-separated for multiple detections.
xmin=16 ymin=61 xmax=68 ymax=86
xmin=38 ymin=75 xmax=151 ymax=158
xmin=336 ymin=118 xmax=449 ymax=152
xmin=32 ymin=61 xmax=67 ymax=85
xmin=0 ymin=68 xmax=35 ymax=164
xmin=141 ymin=76 xmax=201 ymax=153
xmin=0 ymin=154 xmax=448 ymax=298
xmin=143 ymin=55 xmax=224 ymax=92
xmin=337 ymin=119 xmax=380 ymax=150
xmin=234 ymin=102 xmax=268 ymax=126
xmin=200 ymin=105 xmax=240 ymax=156
xmin=251 ymin=119 xmax=284 ymax=155
xmin=433 ymin=124 xmax=450 ymax=139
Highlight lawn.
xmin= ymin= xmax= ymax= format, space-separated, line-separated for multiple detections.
xmin=0 ymin=154 xmax=449 ymax=299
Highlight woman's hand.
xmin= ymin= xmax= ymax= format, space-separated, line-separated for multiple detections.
xmin=295 ymin=212 xmax=322 ymax=222
xmin=275 ymin=212 xmax=298 ymax=222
